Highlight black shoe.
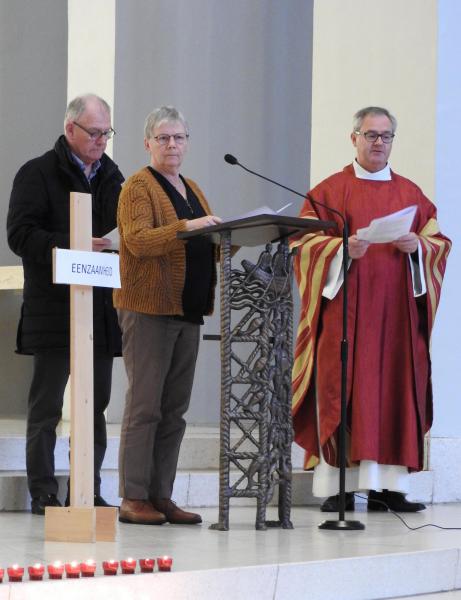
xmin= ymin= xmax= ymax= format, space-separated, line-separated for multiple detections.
xmin=64 ymin=493 xmax=117 ymax=508
xmin=94 ymin=494 xmax=118 ymax=508
xmin=320 ymin=492 xmax=355 ymax=512
xmin=367 ymin=490 xmax=426 ymax=512
xmin=31 ymin=494 xmax=61 ymax=515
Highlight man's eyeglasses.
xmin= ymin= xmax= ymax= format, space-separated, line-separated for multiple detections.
xmin=355 ymin=130 xmax=395 ymax=144
xmin=73 ymin=121 xmax=116 ymax=140
xmin=153 ymin=134 xmax=189 ymax=146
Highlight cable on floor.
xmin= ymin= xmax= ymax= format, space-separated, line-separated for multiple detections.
xmin=354 ymin=493 xmax=461 ymax=531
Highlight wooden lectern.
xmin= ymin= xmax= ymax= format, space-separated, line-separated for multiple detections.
xmin=45 ymin=192 xmax=118 ymax=542
xmin=179 ymin=213 xmax=333 ymax=530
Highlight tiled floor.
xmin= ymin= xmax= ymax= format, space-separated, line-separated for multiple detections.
xmin=0 ymin=503 xmax=460 ymax=596
xmin=397 ymin=594 xmax=461 ymax=599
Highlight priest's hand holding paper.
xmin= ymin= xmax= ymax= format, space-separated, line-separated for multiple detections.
xmin=349 ymin=234 xmax=370 ymax=259
xmin=392 ymin=232 xmax=418 ymax=253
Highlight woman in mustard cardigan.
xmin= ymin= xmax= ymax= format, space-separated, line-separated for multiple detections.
xmin=114 ymin=106 xmax=221 ymax=526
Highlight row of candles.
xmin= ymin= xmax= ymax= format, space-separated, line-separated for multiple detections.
xmin=0 ymin=556 xmax=173 ymax=583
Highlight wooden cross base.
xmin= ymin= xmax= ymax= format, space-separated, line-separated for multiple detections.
xmin=44 ymin=506 xmax=118 ymax=542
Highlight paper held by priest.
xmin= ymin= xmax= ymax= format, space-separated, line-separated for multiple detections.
xmin=356 ymin=205 xmax=417 ymax=243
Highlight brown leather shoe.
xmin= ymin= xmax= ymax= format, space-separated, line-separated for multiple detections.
xmin=152 ymin=498 xmax=202 ymax=525
xmin=119 ymin=499 xmax=167 ymax=525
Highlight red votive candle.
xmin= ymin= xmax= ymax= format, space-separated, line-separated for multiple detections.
xmin=120 ymin=558 xmax=136 ymax=575
xmin=47 ymin=561 xmax=64 ymax=580
xmin=157 ymin=556 xmax=173 ymax=572
xmin=102 ymin=560 xmax=119 ymax=576
xmin=0 ymin=567 xmax=4 ymax=583
xmin=65 ymin=561 xmax=81 ymax=579
xmin=80 ymin=559 xmax=97 ymax=577
xmin=28 ymin=563 xmax=45 ymax=581
xmin=7 ymin=564 xmax=24 ymax=582
xmin=139 ymin=558 xmax=155 ymax=573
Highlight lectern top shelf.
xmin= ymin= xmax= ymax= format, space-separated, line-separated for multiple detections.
xmin=177 ymin=213 xmax=336 ymax=247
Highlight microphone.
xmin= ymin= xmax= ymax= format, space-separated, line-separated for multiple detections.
xmin=224 ymin=153 xmax=238 ymax=165
xmin=223 ymin=153 xmax=345 ymax=225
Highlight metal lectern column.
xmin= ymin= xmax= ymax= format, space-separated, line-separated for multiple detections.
xmin=210 ymin=231 xmax=294 ymax=531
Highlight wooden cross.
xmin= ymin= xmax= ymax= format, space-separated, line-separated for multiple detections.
xmin=45 ymin=192 xmax=118 ymax=542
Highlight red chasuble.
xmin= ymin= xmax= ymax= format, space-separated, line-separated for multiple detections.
xmin=291 ymin=164 xmax=451 ymax=472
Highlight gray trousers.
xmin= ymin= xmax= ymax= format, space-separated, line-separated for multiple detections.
xmin=118 ymin=311 xmax=200 ymax=499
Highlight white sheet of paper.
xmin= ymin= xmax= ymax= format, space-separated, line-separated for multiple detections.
xmin=104 ymin=227 xmax=120 ymax=251
xmin=356 ymin=205 xmax=417 ymax=243
xmin=223 ymin=203 xmax=292 ymax=223
xmin=276 ymin=202 xmax=293 ymax=213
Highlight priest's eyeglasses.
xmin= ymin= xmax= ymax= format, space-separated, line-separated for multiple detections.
xmin=153 ymin=134 xmax=189 ymax=146
xmin=73 ymin=121 xmax=116 ymax=140
xmin=355 ymin=130 xmax=395 ymax=144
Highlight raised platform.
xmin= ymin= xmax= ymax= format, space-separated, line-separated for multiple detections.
xmin=0 ymin=419 xmax=460 ymax=599
xmin=0 ymin=505 xmax=460 ymax=599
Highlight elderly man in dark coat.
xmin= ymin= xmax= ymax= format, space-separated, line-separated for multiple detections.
xmin=7 ymin=93 xmax=124 ymax=514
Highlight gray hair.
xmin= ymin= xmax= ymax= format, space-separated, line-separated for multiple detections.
xmin=353 ymin=106 xmax=397 ymax=133
xmin=144 ymin=106 xmax=189 ymax=139
xmin=64 ymin=94 xmax=111 ymax=129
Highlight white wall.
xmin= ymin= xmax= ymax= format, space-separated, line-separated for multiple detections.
xmin=431 ymin=0 xmax=461 ymax=437
xmin=310 ymin=0 xmax=437 ymax=195
xmin=67 ymin=0 xmax=116 ymax=112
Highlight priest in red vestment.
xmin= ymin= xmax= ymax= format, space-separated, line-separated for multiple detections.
xmin=292 ymin=107 xmax=451 ymax=512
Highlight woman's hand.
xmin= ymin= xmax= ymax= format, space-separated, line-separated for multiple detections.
xmin=185 ymin=215 xmax=223 ymax=231
xmin=349 ymin=234 xmax=370 ymax=259
xmin=392 ymin=232 xmax=418 ymax=254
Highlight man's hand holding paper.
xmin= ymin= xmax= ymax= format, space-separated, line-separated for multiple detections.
xmin=349 ymin=234 xmax=370 ymax=259
xmin=391 ymin=232 xmax=419 ymax=253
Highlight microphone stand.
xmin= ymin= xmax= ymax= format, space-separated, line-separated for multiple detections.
xmin=318 ymin=217 xmax=364 ymax=531
xmin=225 ymin=154 xmax=364 ymax=530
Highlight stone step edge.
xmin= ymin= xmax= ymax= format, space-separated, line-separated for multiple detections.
xmin=0 ymin=436 xmax=307 ymax=471
xmin=0 ymin=468 xmax=434 ymax=511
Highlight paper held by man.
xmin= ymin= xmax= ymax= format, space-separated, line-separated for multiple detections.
xmin=356 ymin=205 xmax=417 ymax=243
xmin=104 ymin=227 xmax=120 ymax=251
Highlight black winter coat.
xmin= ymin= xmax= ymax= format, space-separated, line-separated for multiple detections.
xmin=7 ymin=135 xmax=124 ymax=355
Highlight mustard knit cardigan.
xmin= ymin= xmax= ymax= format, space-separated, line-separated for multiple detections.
xmin=113 ymin=166 xmax=216 ymax=316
